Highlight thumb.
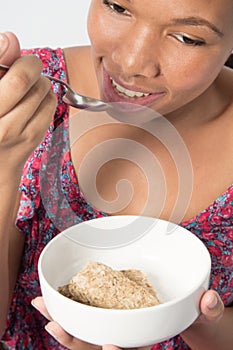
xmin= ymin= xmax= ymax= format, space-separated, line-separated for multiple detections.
xmin=103 ymin=346 xmax=121 ymax=350
xmin=200 ymin=290 xmax=224 ymax=324
xmin=0 ymin=32 xmax=21 ymax=66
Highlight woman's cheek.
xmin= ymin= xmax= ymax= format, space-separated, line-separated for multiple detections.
xmin=170 ymin=60 xmax=220 ymax=98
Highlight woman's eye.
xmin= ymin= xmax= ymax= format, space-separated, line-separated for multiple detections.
xmin=174 ymin=34 xmax=205 ymax=46
xmin=103 ymin=0 xmax=130 ymax=15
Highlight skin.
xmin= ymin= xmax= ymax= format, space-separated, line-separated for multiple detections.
xmin=0 ymin=32 xmax=57 ymax=338
xmin=0 ymin=0 xmax=233 ymax=349
xmin=87 ymin=0 xmax=233 ymax=116
xmin=68 ymin=0 xmax=233 ymax=221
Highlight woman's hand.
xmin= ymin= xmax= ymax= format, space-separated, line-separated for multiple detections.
xmin=32 ymin=296 xmax=101 ymax=350
xmin=32 ymin=290 xmax=227 ymax=350
xmin=32 ymin=297 xmax=151 ymax=350
xmin=181 ymin=289 xmax=226 ymax=349
xmin=0 ymin=32 xmax=57 ymax=174
xmin=32 ymin=292 xmax=226 ymax=350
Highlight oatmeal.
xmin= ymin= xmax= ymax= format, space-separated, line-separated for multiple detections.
xmin=58 ymin=261 xmax=161 ymax=309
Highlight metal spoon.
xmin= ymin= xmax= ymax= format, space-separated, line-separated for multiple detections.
xmin=0 ymin=63 xmax=112 ymax=112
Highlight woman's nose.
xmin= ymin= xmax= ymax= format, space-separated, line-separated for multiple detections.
xmin=112 ymin=26 xmax=161 ymax=79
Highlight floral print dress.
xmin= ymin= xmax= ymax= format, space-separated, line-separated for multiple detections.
xmin=2 ymin=48 xmax=233 ymax=350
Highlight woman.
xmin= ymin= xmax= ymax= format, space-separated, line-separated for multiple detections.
xmin=0 ymin=0 xmax=232 ymax=349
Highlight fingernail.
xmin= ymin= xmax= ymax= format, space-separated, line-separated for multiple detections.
xmin=45 ymin=324 xmax=59 ymax=340
xmin=0 ymin=33 xmax=9 ymax=57
xmin=207 ymin=295 xmax=218 ymax=309
xmin=31 ymin=298 xmax=39 ymax=311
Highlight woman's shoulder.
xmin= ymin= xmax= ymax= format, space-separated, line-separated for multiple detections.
xmin=224 ymin=68 xmax=233 ymax=122
xmin=63 ymin=45 xmax=99 ymax=100
xmin=216 ymin=66 xmax=233 ymax=119
xmin=63 ymin=45 xmax=92 ymax=82
xmin=63 ymin=45 xmax=92 ymax=62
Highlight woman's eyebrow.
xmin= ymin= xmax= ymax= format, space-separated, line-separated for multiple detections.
xmin=171 ymin=17 xmax=224 ymax=37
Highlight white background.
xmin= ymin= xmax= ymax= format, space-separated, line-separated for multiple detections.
xmin=0 ymin=0 xmax=92 ymax=49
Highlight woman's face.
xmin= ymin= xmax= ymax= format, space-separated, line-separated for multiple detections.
xmin=87 ymin=0 xmax=233 ymax=115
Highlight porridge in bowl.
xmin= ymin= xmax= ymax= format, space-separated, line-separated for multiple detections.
xmin=58 ymin=261 xmax=161 ymax=309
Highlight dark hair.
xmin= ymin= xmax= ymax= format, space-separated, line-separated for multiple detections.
xmin=225 ymin=53 xmax=233 ymax=68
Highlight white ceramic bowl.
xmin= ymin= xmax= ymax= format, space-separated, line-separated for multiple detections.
xmin=38 ymin=216 xmax=211 ymax=348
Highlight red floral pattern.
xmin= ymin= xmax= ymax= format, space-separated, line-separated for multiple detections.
xmin=2 ymin=48 xmax=233 ymax=350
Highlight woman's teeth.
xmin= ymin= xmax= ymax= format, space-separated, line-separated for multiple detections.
xmin=111 ymin=78 xmax=150 ymax=98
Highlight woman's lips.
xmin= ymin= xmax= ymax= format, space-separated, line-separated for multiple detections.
xmin=101 ymin=67 xmax=166 ymax=107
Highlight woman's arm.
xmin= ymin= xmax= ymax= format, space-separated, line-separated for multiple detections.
xmin=0 ymin=187 xmax=24 ymax=337
xmin=0 ymin=32 xmax=57 ymax=337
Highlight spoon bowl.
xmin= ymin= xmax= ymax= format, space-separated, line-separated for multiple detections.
xmin=0 ymin=63 xmax=112 ymax=111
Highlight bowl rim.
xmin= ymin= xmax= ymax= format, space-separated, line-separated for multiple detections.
xmin=38 ymin=215 xmax=211 ymax=314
